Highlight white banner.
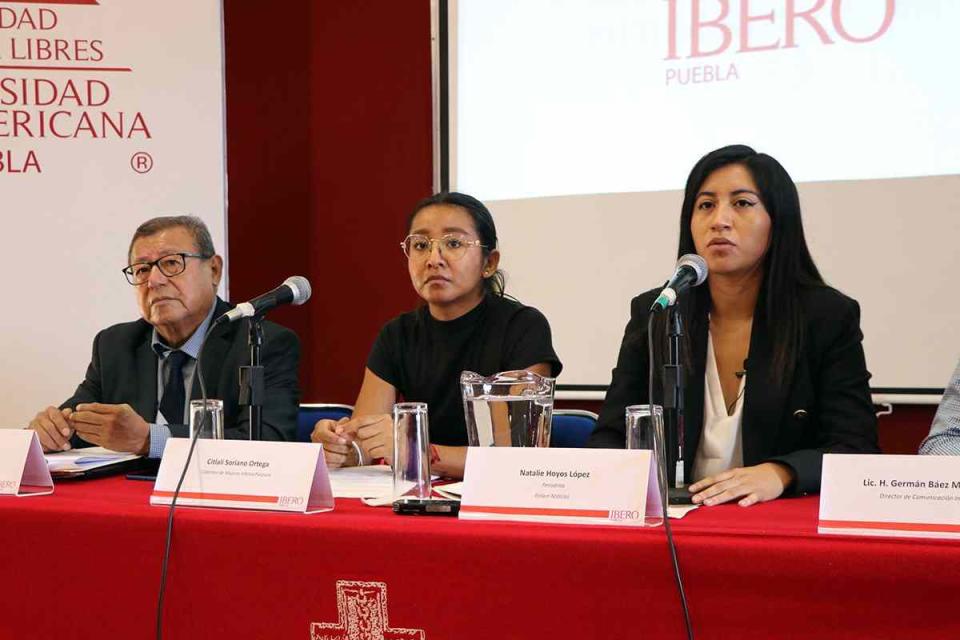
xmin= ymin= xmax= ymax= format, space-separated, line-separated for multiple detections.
xmin=0 ymin=0 xmax=227 ymax=427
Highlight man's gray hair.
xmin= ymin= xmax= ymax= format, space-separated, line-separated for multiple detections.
xmin=127 ymin=215 xmax=216 ymax=263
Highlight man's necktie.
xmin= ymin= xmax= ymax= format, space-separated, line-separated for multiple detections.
xmin=159 ymin=350 xmax=189 ymax=425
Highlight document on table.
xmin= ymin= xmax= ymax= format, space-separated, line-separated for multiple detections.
xmin=329 ymin=466 xmax=446 ymax=506
xmin=328 ymin=465 xmax=394 ymax=499
xmin=433 ymin=482 xmax=463 ymax=500
xmin=44 ymin=447 xmax=140 ymax=477
xmin=667 ymin=504 xmax=698 ymax=519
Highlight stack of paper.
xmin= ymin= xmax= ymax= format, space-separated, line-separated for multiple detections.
xmin=44 ymin=447 xmax=139 ymax=478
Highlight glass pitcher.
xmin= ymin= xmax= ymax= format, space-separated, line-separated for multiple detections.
xmin=460 ymin=370 xmax=556 ymax=447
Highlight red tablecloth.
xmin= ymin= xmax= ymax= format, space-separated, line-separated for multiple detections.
xmin=1 ymin=476 xmax=958 ymax=639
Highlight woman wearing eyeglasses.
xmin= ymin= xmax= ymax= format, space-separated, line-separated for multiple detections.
xmin=311 ymin=192 xmax=562 ymax=478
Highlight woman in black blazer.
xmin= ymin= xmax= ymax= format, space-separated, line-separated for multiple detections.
xmin=589 ymin=145 xmax=879 ymax=506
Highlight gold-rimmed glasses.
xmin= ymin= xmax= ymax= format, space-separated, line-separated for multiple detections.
xmin=400 ymin=233 xmax=486 ymax=261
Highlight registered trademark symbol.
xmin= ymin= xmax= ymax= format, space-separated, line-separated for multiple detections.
xmin=131 ymin=152 xmax=153 ymax=174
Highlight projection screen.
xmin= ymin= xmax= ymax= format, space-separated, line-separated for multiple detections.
xmin=442 ymin=0 xmax=960 ymax=402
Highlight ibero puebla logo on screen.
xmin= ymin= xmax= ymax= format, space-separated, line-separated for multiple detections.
xmin=662 ymin=0 xmax=895 ymax=87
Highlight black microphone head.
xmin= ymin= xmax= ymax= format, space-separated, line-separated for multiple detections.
xmin=677 ymin=254 xmax=708 ymax=286
xmin=283 ymin=276 xmax=312 ymax=305
xmin=735 ymin=358 xmax=748 ymax=378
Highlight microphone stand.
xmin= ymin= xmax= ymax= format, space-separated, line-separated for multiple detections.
xmin=239 ymin=315 xmax=265 ymax=440
xmin=663 ymin=306 xmax=693 ymax=505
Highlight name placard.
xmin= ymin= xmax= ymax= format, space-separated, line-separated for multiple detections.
xmin=819 ymin=453 xmax=960 ymax=539
xmin=0 ymin=430 xmax=54 ymax=497
xmin=459 ymin=447 xmax=661 ymax=527
xmin=150 ymin=439 xmax=333 ymax=514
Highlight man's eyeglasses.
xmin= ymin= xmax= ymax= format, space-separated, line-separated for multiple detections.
xmin=122 ymin=252 xmax=210 ymax=285
xmin=400 ymin=233 xmax=486 ymax=261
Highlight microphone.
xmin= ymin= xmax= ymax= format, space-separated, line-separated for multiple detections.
xmin=735 ymin=359 xmax=748 ymax=379
xmin=216 ymin=276 xmax=312 ymax=324
xmin=650 ymin=254 xmax=708 ymax=312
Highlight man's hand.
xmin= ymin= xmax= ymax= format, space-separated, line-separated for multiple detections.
xmin=28 ymin=406 xmax=75 ymax=452
xmin=688 ymin=462 xmax=795 ymax=507
xmin=69 ymin=403 xmax=150 ymax=455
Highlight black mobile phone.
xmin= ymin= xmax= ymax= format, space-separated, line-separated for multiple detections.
xmin=126 ymin=472 xmax=158 ymax=482
xmin=125 ymin=459 xmax=160 ymax=481
xmin=392 ymin=498 xmax=461 ymax=516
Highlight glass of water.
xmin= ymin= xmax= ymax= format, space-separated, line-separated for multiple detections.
xmin=189 ymin=399 xmax=224 ymax=439
xmin=393 ymin=402 xmax=431 ymax=501
xmin=460 ymin=370 xmax=556 ymax=447
xmin=625 ymin=404 xmax=663 ymax=452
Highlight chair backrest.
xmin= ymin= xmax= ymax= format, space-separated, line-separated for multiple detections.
xmin=550 ymin=409 xmax=599 ymax=448
xmin=296 ymin=403 xmax=354 ymax=442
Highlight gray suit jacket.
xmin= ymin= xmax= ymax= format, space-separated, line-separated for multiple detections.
xmin=919 ymin=359 xmax=960 ymax=454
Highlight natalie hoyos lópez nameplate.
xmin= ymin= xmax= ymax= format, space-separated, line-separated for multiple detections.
xmin=459 ymin=447 xmax=662 ymax=527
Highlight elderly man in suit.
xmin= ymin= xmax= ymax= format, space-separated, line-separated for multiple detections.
xmin=28 ymin=215 xmax=300 ymax=457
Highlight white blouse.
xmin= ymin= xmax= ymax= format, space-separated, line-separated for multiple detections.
xmin=692 ymin=330 xmax=745 ymax=482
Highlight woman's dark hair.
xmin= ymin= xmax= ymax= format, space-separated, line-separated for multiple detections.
xmin=677 ymin=144 xmax=826 ymax=386
xmin=407 ymin=191 xmax=506 ymax=296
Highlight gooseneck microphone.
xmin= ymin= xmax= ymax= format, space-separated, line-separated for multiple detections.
xmin=650 ymin=254 xmax=708 ymax=312
xmin=216 ymin=276 xmax=312 ymax=325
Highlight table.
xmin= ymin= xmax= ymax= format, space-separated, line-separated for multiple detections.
xmin=1 ymin=476 xmax=957 ymax=639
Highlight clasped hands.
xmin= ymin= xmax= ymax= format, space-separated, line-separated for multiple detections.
xmin=29 ymin=403 xmax=151 ymax=455
xmin=688 ymin=462 xmax=795 ymax=507
xmin=311 ymin=414 xmax=393 ymax=468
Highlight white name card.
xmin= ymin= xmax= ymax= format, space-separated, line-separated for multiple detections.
xmin=150 ymin=439 xmax=333 ymax=514
xmin=459 ymin=447 xmax=662 ymax=527
xmin=0 ymin=430 xmax=53 ymax=497
xmin=820 ymin=453 xmax=960 ymax=540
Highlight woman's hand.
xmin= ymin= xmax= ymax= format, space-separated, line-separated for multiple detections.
xmin=431 ymin=445 xmax=467 ymax=480
xmin=311 ymin=417 xmax=358 ymax=468
xmin=354 ymin=414 xmax=394 ymax=465
xmin=688 ymin=462 xmax=795 ymax=507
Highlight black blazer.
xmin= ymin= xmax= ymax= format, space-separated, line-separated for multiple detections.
xmin=589 ymin=285 xmax=879 ymax=494
xmin=62 ymin=297 xmax=300 ymax=443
